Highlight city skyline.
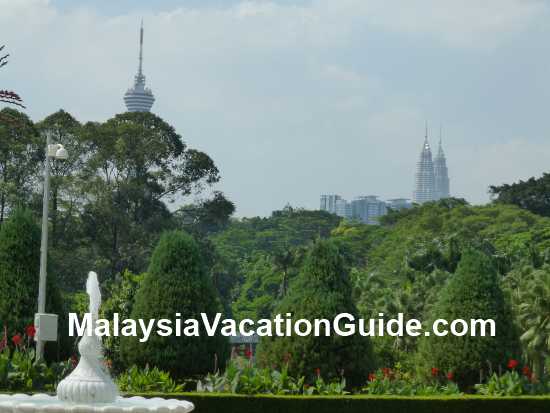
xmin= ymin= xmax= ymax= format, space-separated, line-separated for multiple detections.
xmin=2 ymin=0 xmax=550 ymax=217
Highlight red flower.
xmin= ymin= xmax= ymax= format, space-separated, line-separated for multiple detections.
xmin=507 ymin=359 xmax=519 ymax=369
xmin=71 ymin=355 xmax=78 ymax=369
xmin=446 ymin=371 xmax=454 ymax=381
xmin=431 ymin=367 xmax=439 ymax=377
xmin=522 ymin=366 xmax=532 ymax=378
xmin=381 ymin=367 xmax=392 ymax=378
xmin=12 ymin=334 xmax=22 ymax=346
xmin=25 ymin=325 xmax=36 ymax=338
xmin=244 ymin=348 xmax=253 ymax=359
xmin=368 ymin=373 xmax=376 ymax=382
xmin=315 ymin=368 xmax=321 ymax=377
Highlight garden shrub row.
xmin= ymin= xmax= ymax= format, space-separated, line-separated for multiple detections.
xmin=130 ymin=393 xmax=550 ymax=413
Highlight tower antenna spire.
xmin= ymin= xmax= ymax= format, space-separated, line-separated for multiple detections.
xmin=425 ymin=120 xmax=429 ymax=143
xmin=138 ymin=19 xmax=144 ymax=76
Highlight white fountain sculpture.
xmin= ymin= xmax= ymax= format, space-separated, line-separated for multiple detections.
xmin=0 ymin=271 xmax=194 ymax=413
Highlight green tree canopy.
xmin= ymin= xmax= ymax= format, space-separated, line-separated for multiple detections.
xmin=80 ymin=112 xmax=220 ymax=277
xmin=0 ymin=209 xmax=63 ymax=336
xmin=418 ymin=249 xmax=519 ymax=387
xmin=490 ymin=173 xmax=550 ymax=218
xmin=0 ymin=108 xmax=42 ymax=223
xmin=120 ymin=230 xmax=228 ymax=378
xmin=256 ymin=239 xmax=374 ymax=387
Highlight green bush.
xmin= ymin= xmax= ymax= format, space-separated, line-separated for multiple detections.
xmin=0 ymin=209 xmax=43 ymax=331
xmin=125 ymin=393 xmax=550 ymax=413
xmin=120 ymin=230 xmax=228 ymax=379
xmin=116 ymin=365 xmax=183 ymax=393
xmin=0 ymin=208 xmax=68 ymax=359
xmin=256 ymin=239 xmax=374 ymax=387
xmin=101 ymin=270 xmax=144 ymax=372
xmin=418 ymin=249 xmax=519 ymax=387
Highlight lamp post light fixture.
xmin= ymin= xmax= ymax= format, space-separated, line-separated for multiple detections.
xmin=35 ymin=132 xmax=68 ymax=361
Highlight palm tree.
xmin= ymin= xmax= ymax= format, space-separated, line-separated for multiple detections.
xmin=517 ymin=265 xmax=550 ymax=379
xmin=0 ymin=45 xmax=25 ymax=108
xmin=273 ymin=245 xmax=294 ymax=298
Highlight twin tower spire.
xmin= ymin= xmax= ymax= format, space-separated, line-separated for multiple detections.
xmin=123 ymin=20 xmax=155 ymax=112
xmin=413 ymin=124 xmax=450 ymax=204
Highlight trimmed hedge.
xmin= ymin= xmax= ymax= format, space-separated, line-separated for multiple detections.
xmin=128 ymin=393 xmax=550 ymax=413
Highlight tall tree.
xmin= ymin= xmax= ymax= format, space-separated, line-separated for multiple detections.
xmin=490 ymin=173 xmax=550 ymax=218
xmin=0 ymin=108 xmax=42 ymax=223
xmin=174 ymin=191 xmax=235 ymax=237
xmin=0 ymin=209 xmax=63 ymax=339
xmin=80 ymin=112 xmax=219 ymax=277
xmin=120 ymin=230 xmax=228 ymax=378
xmin=418 ymin=249 xmax=519 ymax=387
xmin=510 ymin=265 xmax=550 ymax=380
xmin=36 ymin=110 xmax=86 ymax=246
xmin=256 ymin=239 xmax=374 ymax=387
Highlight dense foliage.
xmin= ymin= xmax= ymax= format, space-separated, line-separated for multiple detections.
xmin=490 ymin=173 xmax=550 ymax=218
xmin=212 ymin=207 xmax=341 ymax=320
xmin=0 ymin=209 xmax=65 ymax=339
xmin=3 ymin=105 xmax=550 ymax=395
xmin=256 ymin=239 xmax=374 ymax=387
xmin=120 ymin=230 xmax=229 ymax=378
xmin=418 ymin=249 xmax=519 ymax=387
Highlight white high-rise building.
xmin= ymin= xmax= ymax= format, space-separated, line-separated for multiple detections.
xmin=321 ymin=194 xmax=386 ymax=224
xmin=335 ymin=198 xmax=352 ymax=219
xmin=124 ymin=21 xmax=155 ymax=112
xmin=320 ymin=195 xmax=341 ymax=214
xmin=351 ymin=196 xmax=386 ymax=225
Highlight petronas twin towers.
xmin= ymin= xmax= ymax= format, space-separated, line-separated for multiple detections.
xmin=413 ymin=126 xmax=450 ymax=204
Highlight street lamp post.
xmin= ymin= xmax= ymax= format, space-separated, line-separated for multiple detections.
xmin=35 ymin=132 xmax=68 ymax=361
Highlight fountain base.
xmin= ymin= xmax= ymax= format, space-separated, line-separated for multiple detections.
xmin=0 ymin=393 xmax=194 ymax=413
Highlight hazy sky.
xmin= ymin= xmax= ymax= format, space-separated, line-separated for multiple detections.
xmin=2 ymin=0 xmax=550 ymax=217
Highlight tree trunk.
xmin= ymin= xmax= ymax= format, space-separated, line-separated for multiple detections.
xmin=0 ymin=192 xmax=5 ymax=225
xmin=111 ymin=222 xmax=118 ymax=276
xmin=282 ymin=270 xmax=288 ymax=297
xmin=533 ymin=352 xmax=545 ymax=381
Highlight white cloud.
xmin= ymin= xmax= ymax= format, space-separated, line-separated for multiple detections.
xmin=0 ymin=0 xmax=549 ymax=215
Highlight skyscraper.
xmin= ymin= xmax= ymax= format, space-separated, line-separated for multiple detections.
xmin=413 ymin=125 xmax=435 ymax=204
xmin=433 ymin=132 xmax=450 ymax=200
xmin=351 ymin=196 xmax=387 ymax=225
xmin=320 ymin=195 xmax=341 ymax=214
xmin=124 ymin=21 xmax=155 ymax=112
xmin=320 ymin=194 xmax=387 ymax=224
